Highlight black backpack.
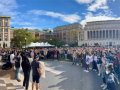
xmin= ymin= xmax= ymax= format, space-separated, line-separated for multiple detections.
xmin=2 ymin=62 xmax=12 ymax=70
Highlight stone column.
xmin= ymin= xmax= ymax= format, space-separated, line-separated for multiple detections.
xmin=115 ymin=30 xmax=116 ymax=39
xmin=93 ymin=31 xmax=94 ymax=40
xmin=89 ymin=31 xmax=91 ymax=40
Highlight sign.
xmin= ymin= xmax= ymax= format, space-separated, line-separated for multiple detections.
xmin=38 ymin=61 xmax=45 ymax=78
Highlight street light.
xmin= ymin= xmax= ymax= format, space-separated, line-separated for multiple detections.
xmin=25 ymin=38 xmax=26 ymax=50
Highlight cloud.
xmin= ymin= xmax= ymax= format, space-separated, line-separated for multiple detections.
xmin=75 ymin=0 xmax=93 ymax=4
xmin=75 ymin=0 xmax=113 ymax=12
xmin=0 ymin=0 xmax=19 ymax=16
xmin=10 ymin=21 xmax=32 ymax=25
xmin=88 ymin=0 xmax=108 ymax=11
xmin=80 ymin=12 xmax=120 ymax=26
xmin=28 ymin=10 xmax=81 ymax=23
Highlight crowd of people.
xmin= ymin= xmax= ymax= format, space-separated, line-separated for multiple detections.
xmin=0 ymin=46 xmax=120 ymax=90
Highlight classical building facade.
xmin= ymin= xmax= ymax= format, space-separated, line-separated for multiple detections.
xmin=0 ymin=16 xmax=11 ymax=48
xmin=78 ymin=20 xmax=120 ymax=46
xmin=53 ymin=23 xmax=83 ymax=44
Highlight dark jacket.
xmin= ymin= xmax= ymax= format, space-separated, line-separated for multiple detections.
xmin=22 ymin=60 xmax=31 ymax=72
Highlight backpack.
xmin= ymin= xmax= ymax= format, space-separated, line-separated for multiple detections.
xmin=2 ymin=62 xmax=12 ymax=70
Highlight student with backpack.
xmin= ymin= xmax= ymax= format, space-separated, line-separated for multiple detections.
xmin=22 ymin=56 xmax=31 ymax=90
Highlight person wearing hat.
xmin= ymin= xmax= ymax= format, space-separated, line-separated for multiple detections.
xmin=31 ymin=55 xmax=41 ymax=90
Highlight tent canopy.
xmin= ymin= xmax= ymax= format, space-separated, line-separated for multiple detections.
xmin=26 ymin=42 xmax=54 ymax=47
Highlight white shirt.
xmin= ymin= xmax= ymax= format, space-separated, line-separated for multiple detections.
xmin=86 ymin=55 xmax=90 ymax=65
xmin=94 ymin=56 xmax=97 ymax=62
xmin=10 ymin=54 xmax=15 ymax=63
xmin=89 ymin=55 xmax=93 ymax=62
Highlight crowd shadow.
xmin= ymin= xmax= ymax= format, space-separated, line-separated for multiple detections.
xmin=43 ymin=60 xmax=103 ymax=90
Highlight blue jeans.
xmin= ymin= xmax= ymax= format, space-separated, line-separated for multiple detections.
xmin=73 ymin=57 xmax=76 ymax=64
xmin=16 ymin=68 xmax=20 ymax=80
xmin=76 ymin=58 xmax=80 ymax=64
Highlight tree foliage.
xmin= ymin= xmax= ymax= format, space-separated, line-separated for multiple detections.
xmin=33 ymin=36 xmax=40 ymax=43
xmin=69 ymin=29 xmax=78 ymax=42
xmin=56 ymin=40 xmax=66 ymax=47
xmin=11 ymin=29 xmax=35 ymax=47
xmin=45 ymin=37 xmax=66 ymax=47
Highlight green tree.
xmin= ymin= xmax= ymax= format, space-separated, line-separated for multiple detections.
xmin=45 ymin=37 xmax=59 ymax=46
xmin=33 ymin=36 xmax=40 ymax=43
xmin=69 ymin=29 xmax=78 ymax=42
xmin=56 ymin=41 xmax=66 ymax=47
xmin=11 ymin=29 xmax=35 ymax=47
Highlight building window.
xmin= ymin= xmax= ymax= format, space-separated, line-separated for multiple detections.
xmin=0 ymin=34 xmax=2 ymax=41
xmin=113 ymin=30 xmax=115 ymax=38
xmin=5 ymin=29 xmax=8 ymax=32
xmin=103 ymin=30 xmax=105 ymax=38
xmin=87 ymin=31 xmax=89 ymax=39
xmin=116 ymin=30 xmax=118 ymax=38
xmin=109 ymin=30 xmax=112 ymax=38
xmin=100 ymin=31 xmax=102 ymax=38
xmin=106 ymin=30 xmax=108 ymax=38
xmin=5 ymin=36 xmax=8 ymax=41
xmin=0 ymin=28 xmax=1 ymax=32
xmin=5 ymin=22 xmax=7 ymax=26
xmin=0 ymin=22 xmax=1 ymax=26
xmin=6 ymin=44 xmax=7 ymax=47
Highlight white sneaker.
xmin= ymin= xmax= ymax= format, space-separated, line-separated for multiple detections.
xmin=103 ymin=86 xmax=107 ymax=90
xmin=76 ymin=64 xmax=79 ymax=66
xmin=84 ymin=70 xmax=87 ymax=72
xmin=101 ymin=84 xmax=104 ymax=87
xmin=86 ymin=70 xmax=89 ymax=72
xmin=98 ymin=73 xmax=100 ymax=76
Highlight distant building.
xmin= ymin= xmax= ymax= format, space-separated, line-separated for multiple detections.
xmin=53 ymin=23 xmax=83 ymax=44
xmin=0 ymin=16 xmax=11 ymax=48
xmin=35 ymin=30 xmax=58 ymax=42
xmin=78 ymin=20 xmax=120 ymax=46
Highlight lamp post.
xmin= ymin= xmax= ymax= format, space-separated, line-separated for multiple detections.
xmin=25 ymin=38 xmax=26 ymax=50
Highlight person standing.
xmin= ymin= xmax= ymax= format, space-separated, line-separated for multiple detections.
xmin=84 ymin=52 xmax=90 ymax=72
xmin=15 ymin=52 xmax=22 ymax=82
xmin=31 ymin=55 xmax=41 ymax=90
xmin=10 ymin=51 xmax=15 ymax=69
xmin=106 ymin=65 xmax=116 ymax=90
xmin=22 ymin=57 xmax=31 ymax=90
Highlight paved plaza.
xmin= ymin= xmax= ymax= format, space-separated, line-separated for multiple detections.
xmin=29 ymin=60 xmax=103 ymax=90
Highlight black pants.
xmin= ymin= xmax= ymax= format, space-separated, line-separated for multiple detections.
xmin=86 ymin=64 xmax=89 ymax=70
xmin=23 ymin=71 xmax=30 ymax=89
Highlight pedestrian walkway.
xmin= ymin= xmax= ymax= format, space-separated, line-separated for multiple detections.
xmin=0 ymin=77 xmax=24 ymax=90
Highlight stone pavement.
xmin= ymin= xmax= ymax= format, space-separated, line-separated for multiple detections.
xmin=1 ymin=60 xmax=119 ymax=90
xmin=0 ymin=77 xmax=24 ymax=90
xmin=35 ymin=60 xmax=103 ymax=90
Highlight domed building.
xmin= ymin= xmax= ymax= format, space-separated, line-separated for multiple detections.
xmin=78 ymin=20 xmax=120 ymax=46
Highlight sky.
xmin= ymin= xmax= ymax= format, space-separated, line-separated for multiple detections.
xmin=0 ymin=0 xmax=120 ymax=30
